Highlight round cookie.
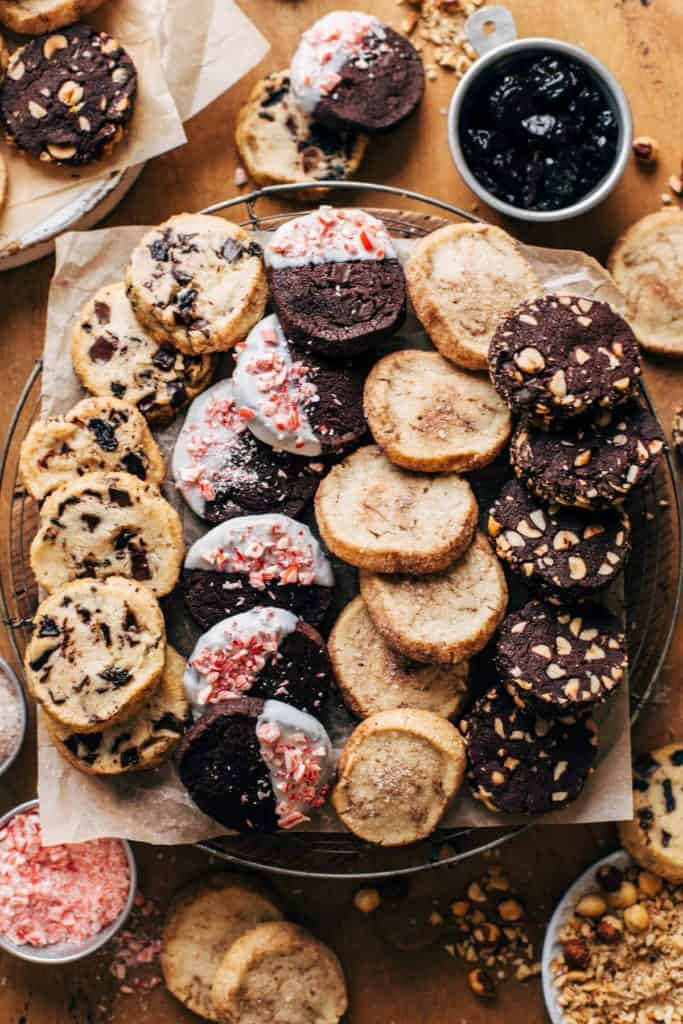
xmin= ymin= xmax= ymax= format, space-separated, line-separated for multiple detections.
xmin=608 ymin=209 xmax=683 ymax=357
xmin=331 ymin=708 xmax=466 ymax=845
xmin=619 ymin=745 xmax=683 ymax=883
xmin=45 ymin=645 xmax=190 ymax=775
xmin=172 ymin=378 xmax=323 ymax=524
xmin=236 ymin=69 xmax=368 ymax=196
xmin=25 ymin=576 xmax=166 ymax=733
xmin=162 ymin=874 xmax=284 ymax=1022
xmin=126 ymin=214 xmax=267 ymax=355
xmin=72 ymin=282 xmax=215 ymax=424
xmin=30 ymin=470 xmax=184 ymax=597
xmin=232 ymin=314 xmax=367 ymax=456
xmin=265 ymin=206 xmax=406 ymax=359
xmin=183 ymin=514 xmax=334 ymax=632
xmin=290 ymin=11 xmax=424 ymax=134
xmin=489 ymin=295 xmax=642 ymax=426
xmin=495 ymin=598 xmax=627 ymax=716
xmin=510 ymin=401 xmax=665 ymax=510
xmin=328 ymin=596 xmax=469 ymax=719
xmin=460 ymin=685 xmax=599 ymax=815
xmin=364 ymin=349 xmax=512 ymax=472
xmin=315 ymin=444 xmax=478 ymax=574
xmin=0 ymin=25 xmax=137 ymax=166
xmin=212 ymin=921 xmax=347 ymax=1024
xmin=178 ymin=697 xmax=334 ymax=832
xmin=0 ymin=0 xmax=107 ymax=34
xmin=360 ymin=532 xmax=508 ymax=665
xmin=19 ymin=396 xmax=165 ymax=502
xmin=184 ymin=607 xmax=334 ymax=717
xmin=488 ymin=479 xmax=631 ymax=602
xmin=406 ymin=223 xmax=541 ymax=370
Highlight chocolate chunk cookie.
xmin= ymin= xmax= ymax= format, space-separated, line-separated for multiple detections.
xmin=488 ymin=479 xmax=630 ymax=602
xmin=510 ymin=401 xmax=665 ymax=509
xmin=460 ymin=684 xmax=599 ymax=815
xmin=619 ymin=744 xmax=683 ymax=883
xmin=489 ymin=295 xmax=642 ymax=426
xmin=0 ymin=25 xmax=137 ymax=166
xmin=495 ymin=598 xmax=627 ymax=715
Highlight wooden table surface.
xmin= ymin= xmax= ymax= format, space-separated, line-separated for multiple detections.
xmin=1 ymin=1 xmax=682 ymax=1021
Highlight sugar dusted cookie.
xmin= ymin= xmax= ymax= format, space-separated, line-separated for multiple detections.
xmin=0 ymin=0 xmax=107 ymax=34
xmin=619 ymin=745 xmax=683 ymax=883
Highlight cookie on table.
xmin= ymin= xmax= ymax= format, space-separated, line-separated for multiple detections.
xmin=360 ymin=532 xmax=508 ymax=665
xmin=19 ymin=397 xmax=165 ymax=502
xmin=265 ymin=206 xmax=406 ymax=359
xmin=511 ymin=401 xmax=665 ymax=510
xmin=126 ymin=214 xmax=267 ymax=355
xmin=236 ymin=69 xmax=368 ymax=196
xmin=332 ymin=708 xmax=466 ymax=845
xmin=45 ymin=645 xmax=190 ymax=775
xmin=489 ymin=295 xmax=642 ymax=427
xmin=290 ymin=10 xmax=424 ymax=134
xmin=488 ymin=479 xmax=631 ymax=602
xmin=0 ymin=0 xmax=107 ymax=34
xmin=178 ymin=697 xmax=334 ymax=832
xmin=405 ymin=223 xmax=541 ymax=371
xmin=329 ymin=596 xmax=469 ymax=719
xmin=183 ymin=513 xmax=334 ymax=632
xmin=315 ymin=445 xmax=478 ymax=574
xmin=619 ymin=745 xmax=683 ymax=883
xmin=30 ymin=470 xmax=184 ymax=597
xmin=460 ymin=685 xmax=599 ymax=815
xmin=25 ymin=576 xmax=165 ymax=733
xmin=162 ymin=874 xmax=284 ymax=1022
xmin=0 ymin=26 xmax=137 ymax=166
xmin=212 ymin=921 xmax=348 ymax=1024
xmin=232 ymin=314 xmax=367 ymax=456
xmin=608 ymin=209 xmax=683 ymax=357
xmin=364 ymin=349 xmax=511 ymax=472
xmin=184 ymin=607 xmax=334 ymax=718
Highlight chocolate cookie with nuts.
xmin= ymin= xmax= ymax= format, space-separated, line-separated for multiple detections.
xmin=488 ymin=480 xmax=630 ymax=602
xmin=495 ymin=599 xmax=627 ymax=717
xmin=488 ymin=295 xmax=642 ymax=427
xmin=0 ymin=25 xmax=137 ymax=166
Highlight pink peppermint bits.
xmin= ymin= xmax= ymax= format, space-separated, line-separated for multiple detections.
xmin=257 ymin=721 xmax=330 ymax=829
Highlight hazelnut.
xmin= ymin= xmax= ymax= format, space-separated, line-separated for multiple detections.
xmin=46 ymin=143 xmax=77 ymax=161
xmin=472 ymin=922 xmax=501 ymax=948
xmin=638 ymin=871 xmax=663 ymax=898
xmin=669 ymin=174 xmax=683 ymax=197
xmin=43 ymin=34 xmax=68 ymax=60
xmin=497 ymin=898 xmax=524 ymax=923
xmin=563 ymin=938 xmax=591 ymax=970
xmin=624 ymin=903 xmax=650 ymax=933
xmin=596 ymin=864 xmax=624 ymax=893
xmin=353 ymin=888 xmax=381 ymax=913
xmin=575 ymin=894 xmax=607 ymax=919
xmin=468 ymin=967 xmax=495 ymax=999
xmin=450 ymin=900 xmax=470 ymax=919
xmin=632 ymin=135 xmax=659 ymax=164
xmin=607 ymin=881 xmax=638 ymax=910
xmin=467 ymin=881 xmax=487 ymax=904
xmin=596 ymin=915 xmax=623 ymax=944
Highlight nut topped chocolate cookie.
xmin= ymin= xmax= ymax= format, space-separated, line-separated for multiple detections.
xmin=489 ymin=295 xmax=642 ymax=426
xmin=619 ymin=744 xmax=683 ymax=883
xmin=495 ymin=598 xmax=627 ymax=715
xmin=0 ymin=25 xmax=137 ymax=166
xmin=488 ymin=479 xmax=630 ymax=602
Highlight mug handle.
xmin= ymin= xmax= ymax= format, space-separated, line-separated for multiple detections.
xmin=466 ymin=5 xmax=518 ymax=57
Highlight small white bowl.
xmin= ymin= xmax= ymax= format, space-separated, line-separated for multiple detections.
xmin=0 ymin=799 xmax=137 ymax=964
xmin=0 ymin=658 xmax=28 ymax=777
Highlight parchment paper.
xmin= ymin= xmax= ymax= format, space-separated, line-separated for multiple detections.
xmin=37 ymin=221 xmax=633 ymax=845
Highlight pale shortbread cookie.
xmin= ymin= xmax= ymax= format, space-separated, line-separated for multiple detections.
xmin=314 ymin=444 xmax=477 ymax=573
xmin=211 ymin=921 xmax=348 ymax=1024
xmin=126 ymin=214 xmax=268 ymax=355
xmin=608 ymin=209 xmax=683 ymax=357
xmin=0 ymin=0 xmax=106 ymax=34
xmin=619 ymin=744 xmax=683 ymax=883
xmin=332 ymin=708 xmax=466 ymax=845
xmin=30 ymin=471 xmax=185 ymax=597
xmin=360 ymin=532 xmax=508 ymax=664
xmin=162 ymin=873 xmax=284 ymax=1021
xmin=19 ymin=396 xmax=165 ymax=502
xmin=329 ymin=596 xmax=469 ymax=719
xmin=25 ymin=576 xmax=165 ymax=733
xmin=364 ymin=349 xmax=512 ymax=472
xmin=406 ymin=222 xmax=541 ymax=370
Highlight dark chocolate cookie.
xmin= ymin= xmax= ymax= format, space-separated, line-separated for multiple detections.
xmin=489 ymin=295 xmax=642 ymax=426
xmin=510 ymin=401 xmax=665 ymax=509
xmin=488 ymin=479 xmax=630 ymax=602
xmin=1 ymin=25 xmax=137 ymax=166
xmin=460 ymin=684 xmax=599 ymax=815
xmin=495 ymin=598 xmax=627 ymax=715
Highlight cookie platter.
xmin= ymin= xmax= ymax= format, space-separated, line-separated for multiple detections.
xmin=1 ymin=182 xmax=681 ymax=879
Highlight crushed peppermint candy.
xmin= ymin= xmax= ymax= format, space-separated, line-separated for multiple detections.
xmin=0 ymin=666 xmax=23 ymax=768
xmin=257 ymin=720 xmax=330 ymax=829
xmin=190 ymin=630 xmax=282 ymax=704
xmin=202 ymin=519 xmax=319 ymax=589
xmin=266 ymin=206 xmax=396 ymax=269
xmin=108 ymin=891 xmax=163 ymax=996
xmin=291 ymin=11 xmax=384 ymax=113
xmin=0 ymin=809 xmax=130 ymax=948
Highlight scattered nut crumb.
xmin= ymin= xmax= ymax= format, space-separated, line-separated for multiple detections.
xmin=353 ymin=887 xmax=381 ymax=913
xmin=234 ymin=165 xmax=248 ymax=187
xmin=632 ymin=135 xmax=659 ymax=164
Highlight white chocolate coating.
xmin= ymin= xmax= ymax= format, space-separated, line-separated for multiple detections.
xmin=265 ymin=205 xmax=396 ymax=270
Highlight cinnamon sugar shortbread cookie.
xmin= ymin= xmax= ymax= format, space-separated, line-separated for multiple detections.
xmin=364 ymin=349 xmax=511 ymax=472
xmin=315 ymin=445 xmax=478 ymax=574
xmin=0 ymin=0 xmax=107 ymax=34
xmin=619 ymin=744 xmax=683 ymax=883
xmin=406 ymin=223 xmax=540 ymax=370
xmin=332 ymin=708 xmax=466 ymax=845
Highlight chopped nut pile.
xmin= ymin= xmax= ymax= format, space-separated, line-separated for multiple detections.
xmin=395 ymin=0 xmax=481 ymax=83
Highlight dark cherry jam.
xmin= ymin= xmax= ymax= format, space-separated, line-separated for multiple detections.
xmin=460 ymin=53 xmax=620 ymax=211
